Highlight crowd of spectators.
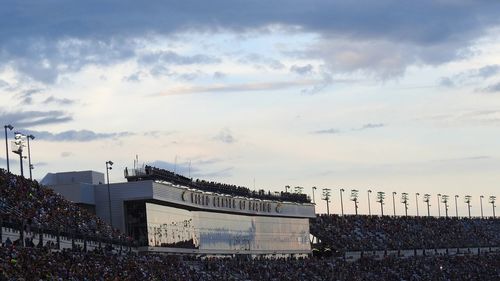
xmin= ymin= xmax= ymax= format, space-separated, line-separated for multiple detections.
xmin=311 ymin=214 xmax=500 ymax=252
xmin=125 ymin=165 xmax=311 ymax=203
xmin=0 ymin=245 xmax=498 ymax=280
xmin=0 ymin=168 xmax=130 ymax=246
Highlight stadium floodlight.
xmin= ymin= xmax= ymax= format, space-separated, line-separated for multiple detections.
xmin=339 ymin=189 xmax=345 ymax=216
xmin=311 ymin=186 xmax=317 ymax=204
xmin=350 ymin=189 xmax=359 ymax=215
xmin=12 ymin=132 xmax=26 ymax=177
xmin=367 ymin=190 xmax=372 ymax=216
xmin=437 ymin=194 xmax=442 ymax=218
xmin=106 ymin=160 xmax=114 ymax=227
xmin=423 ymin=194 xmax=431 ymax=217
xmin=489 ymin=196 xmax=496 ymax=218
xmin=401 ymin=193 xmax=409 ymax=217
xmin=415 ymin=193 xmax=420 ymax=216
xmin=4 ymin=124 xmax=13 ymax=173
xmin=294 ymin=186 xmax=304 ymax=194
xmin=454 ymin=195 xmax=459 ymax=218
xmin=26 ymin=134 xmax=35 ymax=180
xmin=441 ymin=195 xmax=449 ymax=218
xmin=322 ymin=188 xmax=331 ymax=215
xmin=464 ymin=195 xmax=472 ymax=218
xmin=376 ymin=191 xmax=385 ymax=216
xmin=480 ymin=195 xmax=484 ymax=219
xmin=392 ymin=192 xmax=397 ymax=216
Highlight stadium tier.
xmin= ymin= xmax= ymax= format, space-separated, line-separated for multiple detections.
xmin=41 ymin=166 xmax=315 ymax=255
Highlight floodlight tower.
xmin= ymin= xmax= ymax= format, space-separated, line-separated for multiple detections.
xmin=464 ymin=195 xmax=472 ymax=218
xmin=423 ymin=194 xmax=431 ymax=217
xmin=437 ymin=194 xmax=442 ymax=218
xmin=12 ymin=132 xmax=26 ymax=177
xmin=489 ymin=196 xmax=496 ymax=218
xmin=106 ymin=160 xmax=114 ymax=227
xmin=294 ymin=186 xmax=304 ymax=194
xmin=367 ymin=190 xmax=372 ymax=215
xmin=4 ymin=124 xmax=13 ymax=173
xmin=480 ymin=195 xmax=484 ymax=219
xmin=311 ymin=186 xmax=317 ymax=204
xmin=377 ymin=191 xmax=385 ymax=216
xmin=441 ymin=195 xmax=449 ymax=218
xmin=454 ymin=195 xmax=459 ymax=217
xmin=26 ymin=134 xmax=35 ymax=180
xmin=392 ymin=192 xmax=397 ymax=216
xmin=339 ymin=188 xmax=345 ymax=216
xmin=350 ymin=189 xmax=359 ymax=215
xmin=322 ymin=188 xmax=331 ymax=215
xmin=415 ymin=193 xmax=420 ymax=216
xmin=401 ymin=193 xmax=409 ymax=217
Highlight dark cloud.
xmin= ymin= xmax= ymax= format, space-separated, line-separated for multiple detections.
xmin=213 ymin=72 xmax=226 ymax=80
xmin=43 ymin=96 xmax=75 ymax=105
xmin=139 ymin=51 xmax=220 ymax=66
xmin=313 ymin=123 xmax=384 ymax=134
xmin=214 ymin=128 xmax=236 ymax=144
xmin=358 ymin=123 xmax=385 ymax=130
xmin=19 ymin=129 xmax=134 ymax=142
xmin=290 ymin=64 xmax=314 ymax=76
xmin=61 ymin=151 xmax=73 ymax=158
xmin=476 ymin=65 xmax=500 ymax=79
xmin=312 ymin=128 xmax=341 ymax=135
xmin=440 ymin=64 xmax=500 ymax=88
xmin=0 ymin=110 xmax=72 ymax=127
xmin=479 ymin=82 xmax=500 ymax=93
xmin=0 ymin=0 xmax=499 ymax=81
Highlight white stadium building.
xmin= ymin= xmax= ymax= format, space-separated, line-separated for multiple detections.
xmin=41 ymin=166 xmax=315 ymax=256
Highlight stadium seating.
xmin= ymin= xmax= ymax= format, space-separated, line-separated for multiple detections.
xmin=311 ymin=214 xmax=500 ymax=252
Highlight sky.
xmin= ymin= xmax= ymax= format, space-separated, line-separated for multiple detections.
xmin=1 ymin=0 xmax=500 ymax=217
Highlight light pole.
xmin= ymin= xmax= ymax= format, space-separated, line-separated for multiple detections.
xmin=464 ymin=195 xmax=472 ymax=218
xmin=350 ymin=189 xmax=359 ymax=215
xmin=401 ymin=193 xmax=409 ymax=217
xmin=423 ymin=194 xmax=431 ymax=217
xmin=294 ymin=186 xmax=304 ymax=194
xmin=441 ymin=195 xmax=449 ymax=218
xmin=26 ymin=134 xmax=35 ymax=180
xmin=322 ymin=188 xmax=331 ymax=215
xmin=480 ymin=195 xmax=484 ymax=219
xmin=377 ymin=191 xmax=385 ymax=216
xmin=3 ymin=124 xmax=13 ymax=173
xmin=367 ymin=190 xmax=372 ymax=215
xmin=415 ymin=193 xmax=420 ymax=216
xmin=12 ymin=132 xmax=25 ymax=177
xmin=312 ymin=186 xmax=317 ymax=204
xmin=392 ymin=192 xmax=397 ymax=216
xmin=340 ymin=188 xmax=345 ymax=216
xmin=454 ymin=195 xmax=459 ymax=217
xmin=489 ymin=196 xmax=496 ymax=218
xmin=437 ymin=194 xmax=441 ymax=218
xmin=285 ymin=185 xmax=290 ymax=193
xmin=106 ymin=160 xmax=114 ymax=227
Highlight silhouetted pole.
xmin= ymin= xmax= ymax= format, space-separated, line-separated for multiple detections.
xmin=392 ymin=192 xmax=397 ymax=216
xmin=4 ymin=125 xmax=13 ymax=173
xmin=340 ymin=189 xmax=345 ymax=216
xmin=367 ymin=190 xmax=372 ymax=215
xmin=106 ymin=161 xmax=114 ymax=227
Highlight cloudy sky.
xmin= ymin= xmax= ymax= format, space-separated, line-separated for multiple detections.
xmin=1 ymin=0 xmax=500 ymax=216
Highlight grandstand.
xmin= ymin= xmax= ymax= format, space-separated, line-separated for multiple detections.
xmin=1 ymin=167 xmax=500 ymax=279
